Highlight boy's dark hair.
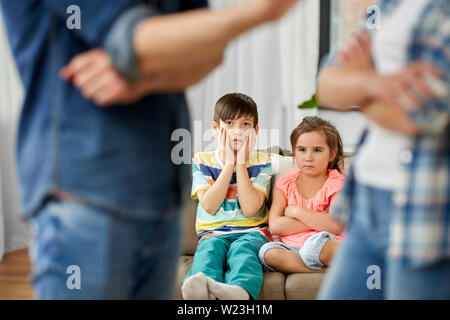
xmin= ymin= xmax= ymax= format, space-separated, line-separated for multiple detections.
xmin=290 ymin=116 xmax=345 ymax=173
xmin=213 ymin=93 xmax=258 ymax=126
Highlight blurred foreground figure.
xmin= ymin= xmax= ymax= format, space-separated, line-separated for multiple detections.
xmin=0 ymin=0 xmax=301 ymax=299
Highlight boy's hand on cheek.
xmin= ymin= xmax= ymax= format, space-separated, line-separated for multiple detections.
xmin=220 ymin=128 xmax=236 ymax=166
xmin=236 ymin=129 xmax=256 ymax=165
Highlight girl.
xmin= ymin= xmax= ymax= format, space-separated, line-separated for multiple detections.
xmin=259 ymin=116 xmax=346 ymax=273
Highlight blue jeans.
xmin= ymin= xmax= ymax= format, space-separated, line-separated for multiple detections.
xmin=28 ymin=198 xmax=182 ymax=299
xmin=317 ymin=182 xmax=450 ymax=300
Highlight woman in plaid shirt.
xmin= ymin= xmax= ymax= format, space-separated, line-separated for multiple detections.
xmin=316 ymin=0 xmax=449 ymax=299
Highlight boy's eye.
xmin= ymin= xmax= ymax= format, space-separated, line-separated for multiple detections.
xmin=243 ymin=122 xmax=251 ymax=127
xmin=298 ymin=148 xmax=305 ymax=152
xmin=225 ymin=121 xmax=233 ymax=126
xmin=314 ymin=148 xmax=322 ymax=152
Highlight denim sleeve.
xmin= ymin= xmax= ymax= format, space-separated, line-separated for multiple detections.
xmin=105 ymin=1 xmax=209 ymax=79
xmin=103 ymin=4 xmax=160 ymax=80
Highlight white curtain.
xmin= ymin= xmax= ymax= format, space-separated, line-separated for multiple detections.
xmin=0 ymin=9 xmax=28 ymax=261
xmin=186 ymin=0 xmax=320 ymax=153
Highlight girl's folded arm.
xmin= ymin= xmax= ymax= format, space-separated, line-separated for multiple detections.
xmin=285 ymin=197 xmax=344 ymax=235
xmin=268 ymin=187 xmax=310 ymax=236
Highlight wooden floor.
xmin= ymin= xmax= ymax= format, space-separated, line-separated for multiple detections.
xmin=0 ymin=248 xmax=34 ymax=300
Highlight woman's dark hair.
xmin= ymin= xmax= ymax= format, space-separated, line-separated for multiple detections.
xmin=290 ymin=116 xmax=345 ymax=173
xmin=213 ymin=93 xmax=258 ymax=126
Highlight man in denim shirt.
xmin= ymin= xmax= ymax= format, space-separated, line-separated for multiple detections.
xmin=0 ymin=0 xmax=300 ymax=299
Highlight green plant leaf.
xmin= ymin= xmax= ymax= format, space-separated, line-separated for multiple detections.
xmin=297 ymin=94 xmax=318 ymax=109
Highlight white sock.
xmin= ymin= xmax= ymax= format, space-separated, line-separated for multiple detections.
xmin=181 ymin=272 xmax=210 ymax=300
xmin=206 ymin=277 xmax=250 ymax=300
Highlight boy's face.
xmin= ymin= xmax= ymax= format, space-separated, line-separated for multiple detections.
xmin=212 ymin=115 xmax=258 ymax=151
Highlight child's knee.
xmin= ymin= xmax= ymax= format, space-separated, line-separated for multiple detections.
xmin=264 ymin=248 xmax=286 ymax=268
xmin=319 ymin=239 xmax=340 ymax=265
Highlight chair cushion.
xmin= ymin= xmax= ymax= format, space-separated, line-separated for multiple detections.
xmin=258 ymin=272 xmax=286 ymax=300
xmin=285 ymin=273 xmax=325 ymax=300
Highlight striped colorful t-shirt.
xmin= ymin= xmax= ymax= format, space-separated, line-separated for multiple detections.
xmin=191 ymin=149 xmax=272 ymax=241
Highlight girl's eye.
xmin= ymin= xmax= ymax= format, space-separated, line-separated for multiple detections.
xmin=314 ymin=148 xmax=322 ymax=152
xmin=243 ymin=123 xmax=251 ymax=127
xmin=226 ymin=121 xmax=233 ymax=126
xmin=298 ymin=148 xmax=305 ymax=152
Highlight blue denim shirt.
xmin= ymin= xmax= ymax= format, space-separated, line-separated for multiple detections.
xmin=0 ymin=0 xmax=207 ymax=220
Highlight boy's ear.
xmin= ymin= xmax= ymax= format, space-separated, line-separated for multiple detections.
xmin=212 ymin=121 xmax=219 ymax=136
xmin=254 ymin=124 xmax=259 ymax=134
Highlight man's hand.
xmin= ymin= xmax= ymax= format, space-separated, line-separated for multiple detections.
xmin=356 ymin=62 xmax=441 ymax=135
xmin=60 ymin=49 xmax=146 ymax=106
xmin=335 ymin=31 xmax=438 ymax=112
xmin=365 ymin=62 xmax=439 ymax=112
xmin=358 ymin=63 xmax=439 ymax=135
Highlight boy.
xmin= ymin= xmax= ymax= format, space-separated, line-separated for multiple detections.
xmin=182 ymin=93 xmax=272 ymax=300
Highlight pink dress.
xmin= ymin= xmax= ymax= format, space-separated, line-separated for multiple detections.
xmin=276 ymin=169 xmax=346 ymax=248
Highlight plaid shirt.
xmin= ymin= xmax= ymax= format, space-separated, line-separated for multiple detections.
xmin=329 ymin=0 xmax=450 ymax=268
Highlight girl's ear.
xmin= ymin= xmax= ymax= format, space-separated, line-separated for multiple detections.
xmin=330 ymin=148 xmax=337 ymax=162
xmin=254 ymin=124 xmax=259 ymax=135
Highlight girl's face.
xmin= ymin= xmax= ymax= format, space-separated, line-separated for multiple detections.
xmin=294 ymin=130 xmax=336 ymax=177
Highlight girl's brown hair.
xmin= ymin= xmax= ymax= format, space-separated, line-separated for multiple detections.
xmin=290 ymin=116 xmax=345 ymax=173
